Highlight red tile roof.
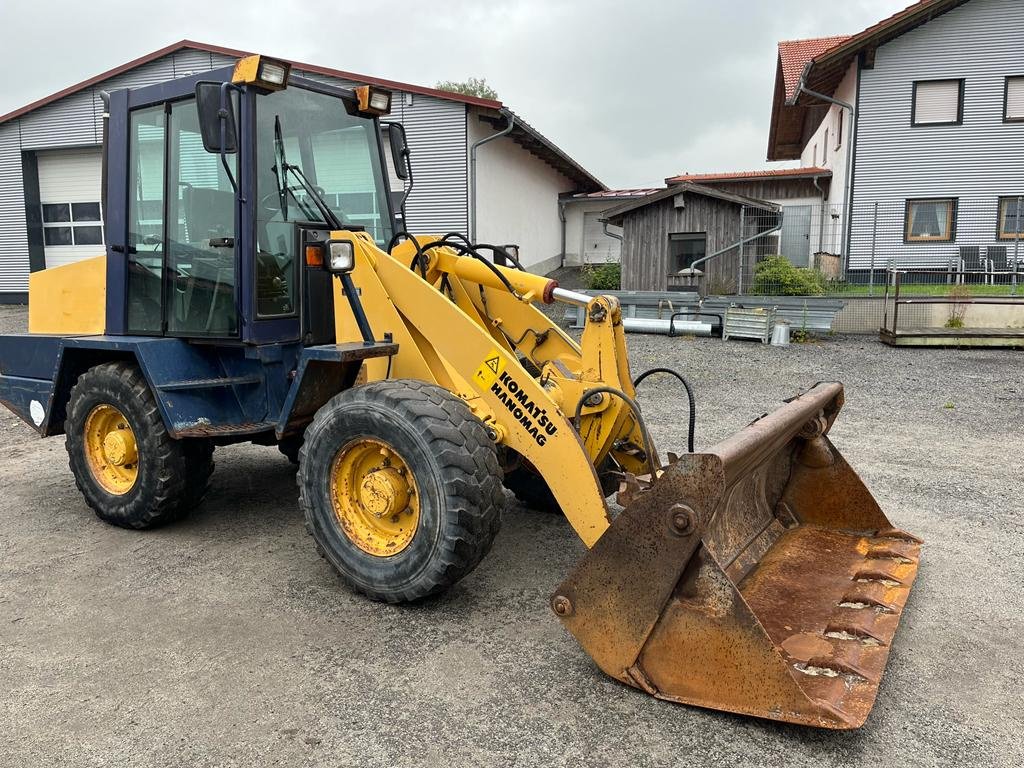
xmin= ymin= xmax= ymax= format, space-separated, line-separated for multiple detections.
xmin=777 ymin=36 xmax=850 ymax=101
xmin=666 ymin=167 xmax=832 ymax=184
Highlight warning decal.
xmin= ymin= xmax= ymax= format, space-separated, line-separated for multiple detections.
xmin=472 ymin=348 xmax=557 ymax=447
xmin=473 ymin=348 xmax=506 ymax=390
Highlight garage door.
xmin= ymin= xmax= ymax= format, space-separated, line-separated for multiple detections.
xmin=37 ymin=148 xmax=104 ymax=269
xmin=583 ymin=211 xmax=622 ymax=264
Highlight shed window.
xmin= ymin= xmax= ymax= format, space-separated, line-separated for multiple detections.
xmin=912 ymin=80 xmax=963 ymax=126
xmin=905 ymin=199 xmax=956 ymax=242
xmin=998 ymin=197 xmax=1024 ymax=240
xmin=41 ymin=200 xmax=104 ymax=246
xmin=669 ymin=232 xmax=706 ymax=271
xmin=1005 ymin=77 xmax=1024 ymax=121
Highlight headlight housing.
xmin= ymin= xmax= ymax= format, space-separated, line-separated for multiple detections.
xmin=355 ymin=85 xmax=392 ymax=116
xmin=327 ymin=240 xmax=355 ymax=273
xmin=231 ymin=55 xmax=291 ymax=92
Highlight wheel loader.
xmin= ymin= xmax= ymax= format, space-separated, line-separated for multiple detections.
xmin=0 ymin=55 xmax=921 ymax=729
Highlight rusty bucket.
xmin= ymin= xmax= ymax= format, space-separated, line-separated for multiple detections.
xmin=552 ymin=383 xmax=921 ymax=729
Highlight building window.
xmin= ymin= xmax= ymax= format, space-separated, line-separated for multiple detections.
xmin=912 ymin=79 xmax=964 ymax=126
xmin=823 ymin=129 xmax=829 ymax=164
xmin=1004 ymin=77 xmax=1024 ymax=122
xmin=669 ymin=232 xmax=707 ymax=271
xmin=835 ymin=112 xmax=842 ymax=149
xmin=41 ymin=201 xmax=104 ymax=246
xmin=905 ymin=199 xmax=957 ymax=242
xmin=998 ymin=197 xmax=1024 ymax=240
xmin=812 ymin=144 xmax=817 ymax=167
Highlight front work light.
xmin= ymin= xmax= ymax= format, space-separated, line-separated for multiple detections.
xmin=355 ymin=85 xmax=392 ymax=116
xmin=231 ymin=55 xmax=292 ymax=91
xmin=327 ymin=240 xmax=355 ymax=273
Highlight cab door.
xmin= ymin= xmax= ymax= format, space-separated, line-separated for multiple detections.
xmin=124 ymin=95 xmax=241 ymax=338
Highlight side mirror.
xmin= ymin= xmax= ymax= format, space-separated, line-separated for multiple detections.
xmin=196 ymin=82 xmax=238 ymax=154
xmin=386 ymin=123 xmax=410 ymax=180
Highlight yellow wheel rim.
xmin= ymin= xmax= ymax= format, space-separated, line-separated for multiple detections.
xmin=83 ymin=404 xmax=139 ymax=495
xmin=330 ymin=437 xmax=420 ymax=557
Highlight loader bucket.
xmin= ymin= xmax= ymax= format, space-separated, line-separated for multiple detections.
xmin=552 ymin=382 xmax=921 ymax=729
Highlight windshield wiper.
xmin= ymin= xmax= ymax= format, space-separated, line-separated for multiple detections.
xmin=272 ymin=116 xmax=290 ymax=222
xmin=282 ymin=163 xmax=342 ymax=230
xmin=272 ymin=114 xmax=343 ymax=230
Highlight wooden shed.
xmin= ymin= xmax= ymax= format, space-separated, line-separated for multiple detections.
xmin=603 ymin=183 xmax=780 ymax=293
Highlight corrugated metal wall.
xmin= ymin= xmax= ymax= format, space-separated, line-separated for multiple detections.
xmin=0 ymin=123 xmax=28 ymax=293
xmin=849 ymin=0 xmax=1024 ymax=269
xmin=0 ymin=48 xmax=470 ymax=293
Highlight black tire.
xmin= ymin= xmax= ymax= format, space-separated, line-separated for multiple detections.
xmin=298 ymin=380 xmax=503 ymax=603
xmin=504 ymin=457 xmax=620 ymax=514
xmin=65 ymin=362 xmax=208 ymax=529
xmin=182 ymin=439 xmax=216 ymax=508
xmin=278 ymin=433 xmax=303 ymax=465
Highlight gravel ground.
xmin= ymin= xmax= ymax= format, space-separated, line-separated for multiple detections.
xmin=0 ymin=303 xmax=1022 ymax=767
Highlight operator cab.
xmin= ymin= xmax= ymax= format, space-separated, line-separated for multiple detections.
xmin=104 ymin=56 xmax=409 ymax=346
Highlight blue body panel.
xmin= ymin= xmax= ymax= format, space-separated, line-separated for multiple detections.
xmin=0 ymin=335 xmax=395 ymax=441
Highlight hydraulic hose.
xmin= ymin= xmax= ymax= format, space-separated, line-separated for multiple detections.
xmin=632 ymin=367 xmax=696 ymax=453
xmin=387 ymin=231 xmax=429 ymax=278
xmin=572 ymin=386 xmax=661 ymax=473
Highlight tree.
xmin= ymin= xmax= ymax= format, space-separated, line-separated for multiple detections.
xmin=434 ymin=77 xmax=499 ymax=101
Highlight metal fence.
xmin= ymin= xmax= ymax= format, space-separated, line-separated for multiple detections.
xmin=718 ymin=197 xmax=1024 ymax=298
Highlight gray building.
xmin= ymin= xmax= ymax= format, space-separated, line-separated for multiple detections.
xmin=769 ymin=0 xmax=1024 ymax=276
xmin=0 ymin=40 xmax=604 ymax=301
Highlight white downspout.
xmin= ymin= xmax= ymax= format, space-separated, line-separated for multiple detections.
xmin=469 ymin=108 xmax=514 ymax=242
xmin=797 ymin=83 xmax=854 ymax=273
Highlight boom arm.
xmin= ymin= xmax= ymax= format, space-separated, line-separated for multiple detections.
xmin=332 ymin=232 xmax=654 ymax=547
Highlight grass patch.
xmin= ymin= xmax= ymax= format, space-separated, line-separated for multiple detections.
xmin=831 ymin=283 xmax=1022 ymax=297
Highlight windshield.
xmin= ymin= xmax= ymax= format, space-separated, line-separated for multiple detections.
xmin=256 ymin=86 xmax=394 ymax=246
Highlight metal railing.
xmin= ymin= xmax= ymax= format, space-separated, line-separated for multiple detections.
xmin=881 ymin=268 xmax=1024 ymax=335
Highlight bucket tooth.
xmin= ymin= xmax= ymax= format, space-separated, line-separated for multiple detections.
xmin=823 ymin=619 xmax=887 ymax=647
xmin=853 ymin=565 xmax=912 ymax=587
xmin=876 ymin=527 xmax=924 ymax=545
xmin=801 ymin=656 xmax=874 ymax=683
xmin=838 ymin=594 xmax=899 ymax=614
xmin=866 ymin=540 xmax=920 ymax=564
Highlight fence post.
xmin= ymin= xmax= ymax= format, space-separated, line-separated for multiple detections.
xmin=882 ymin=269 xmax=890 ymax=331
xmin=868 ymin=202 xmax=878 ymax=297
xmin=737 ymin=206 xmax=746 ymax=295
xmin=892 ymin=271 xmax=902 ymax=333
xmin=1014 ymin=195 xmax=1021 ymax=297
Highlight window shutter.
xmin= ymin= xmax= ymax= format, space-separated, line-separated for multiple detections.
xmin=914 ymin=80 xmax=961 ymax=124
xmin=1006 ymin=77 xmax=1024 ymax=120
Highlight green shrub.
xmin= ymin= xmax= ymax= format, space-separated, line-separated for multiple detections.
xmin=582 ymin=262 xmax=621 ymax=291
xmin=751 ymin=255 xmax=826 ymax=296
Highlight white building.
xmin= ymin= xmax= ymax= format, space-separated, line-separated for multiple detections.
xmin=559 ymin=189 xmax=660 ymax=266
xmin=0 ymin=40 xmax=604 ymax=301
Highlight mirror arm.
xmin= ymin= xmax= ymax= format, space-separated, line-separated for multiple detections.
xmin=218 ymin=82 xmax=244 ymax=202
xmin=398 ymin=146 xmax=413 ymax=227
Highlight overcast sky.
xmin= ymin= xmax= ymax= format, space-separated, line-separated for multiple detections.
xmin=2 ymin=0 xmax=912 ymax=189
